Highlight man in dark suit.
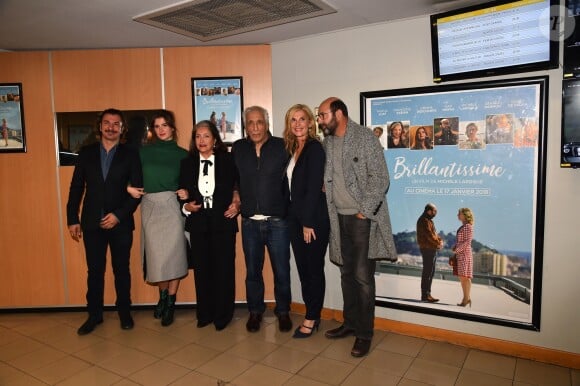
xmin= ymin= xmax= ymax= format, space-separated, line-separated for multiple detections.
xmin=67 ymin=108 xmax=143 ymax=335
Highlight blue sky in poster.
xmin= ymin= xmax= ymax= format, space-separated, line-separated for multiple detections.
xmin=0 ymin=102 xmax=22 ymax=131
xmin=0 ymin=85 xmax=20 ymax=98
xmin=367 ymin=84 xmax=540 ymax=253
xmin=384 ymin=145 xmax=536 ymax=252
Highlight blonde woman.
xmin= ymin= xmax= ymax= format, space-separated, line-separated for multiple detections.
xmin=452 ymin=208 xmax=474 ymax=307
xmin=283 ymin=104 xmax=329 ymax=338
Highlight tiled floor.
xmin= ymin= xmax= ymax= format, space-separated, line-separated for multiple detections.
xmin=0 ymin=308 xmax=578 ymax=385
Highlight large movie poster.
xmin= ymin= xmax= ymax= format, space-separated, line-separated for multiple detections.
xmin=361 ymin=77 xmax=547 ymax=330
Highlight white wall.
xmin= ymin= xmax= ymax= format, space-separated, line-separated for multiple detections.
xmin=272 ymin=16 xmax=580 ymax=354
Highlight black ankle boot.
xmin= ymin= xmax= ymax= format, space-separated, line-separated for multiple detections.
xmin=161 ymin=294 xmax=176 ymax=326
xmin=154 ymin=289 xmax=168 ymax=319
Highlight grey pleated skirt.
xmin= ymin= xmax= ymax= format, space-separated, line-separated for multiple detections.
xmin=141 ymin=191 xmax=188 ymax=283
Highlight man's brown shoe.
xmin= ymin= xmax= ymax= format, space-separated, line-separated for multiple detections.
xmin=421 ymin=294 xmax=439 ymax=303
xmin=351 ymin=338 xmax=371 ymax=357
xmin=324 ymin=325 xmax=355 ymax=339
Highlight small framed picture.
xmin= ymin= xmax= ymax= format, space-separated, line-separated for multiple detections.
xmin=0 ymin=83 xmax=26 ymax=153
xmin=191 ymin=77 xmax=244 ymax=144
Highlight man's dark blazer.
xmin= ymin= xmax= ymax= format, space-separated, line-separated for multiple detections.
xmin=179 ymin=151 xmax=239 ymax=233
xmin=66 ymin=142 xmax=143 ymax=231
xmin=288 ymin=139 xmax=329 ymax=229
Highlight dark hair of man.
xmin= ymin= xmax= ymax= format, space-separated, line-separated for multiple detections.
xmin=148 ymin=109 xmax=178 ymax=143
xmin=330 ymin=99 xmax=348 ymax=118
xmin=424 ymin=203 xmax=435 ymax=212
xmin=97 ymin=108 xmax=126 ymax=130
xmin=188 ymin=120 xmax=228 ymax=156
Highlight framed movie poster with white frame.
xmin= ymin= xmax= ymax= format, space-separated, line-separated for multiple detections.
xmin=361 ymin=76 xmax=548 ymax=330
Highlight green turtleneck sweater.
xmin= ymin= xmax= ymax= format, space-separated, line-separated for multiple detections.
xmin=139 ymin=140 xmax=188 ymax=193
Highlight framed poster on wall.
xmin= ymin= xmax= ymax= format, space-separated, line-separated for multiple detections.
xmin=0 ymin=83 xmax=26 ymax=153
xmin=361 ymin=76 xmax=547 ymax=330
xmin=191 ymin=77 xmax=244 ymax=144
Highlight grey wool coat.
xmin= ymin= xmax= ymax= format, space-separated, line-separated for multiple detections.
xmin=323 ymin=118 xmax=398 ymax=265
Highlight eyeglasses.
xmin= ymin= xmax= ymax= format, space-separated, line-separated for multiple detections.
xmin=316 ymin=111 xmax=332 ymax=119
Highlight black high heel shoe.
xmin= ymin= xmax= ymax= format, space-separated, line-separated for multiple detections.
xmin=292 ymin=319 xmax=320 ymax=339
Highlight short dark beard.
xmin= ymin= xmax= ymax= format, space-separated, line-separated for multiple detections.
xmin=322 ymin=115 xmax=338 ymax=136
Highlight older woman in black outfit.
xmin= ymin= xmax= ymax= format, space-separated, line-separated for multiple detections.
xmin=283 ymin=104 xmax=330 ymax=338
xmin=178 ymin=120 xmax=240 ymax=331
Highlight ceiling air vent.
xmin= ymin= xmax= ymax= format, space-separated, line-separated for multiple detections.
xmin=134 ymin=0 xmax=337 ymax=42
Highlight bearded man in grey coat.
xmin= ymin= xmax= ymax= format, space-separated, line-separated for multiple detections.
xmin=317 ymin=97 xmax=397 ymax=358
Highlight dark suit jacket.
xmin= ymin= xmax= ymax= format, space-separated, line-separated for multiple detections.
xmin=179 ymin=151 xmax=239 ymax=233
xmin=66 ymin=142 xmax=143 ymax=231
xmin=288 ymin=139 xmax=329 ymax=229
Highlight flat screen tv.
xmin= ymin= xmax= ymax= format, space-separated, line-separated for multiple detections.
xmin=431 ymin=0 xmax=559 ymax=83
xmin=561 ymin=78 xmax=580 ymax=168
xmin=564 ymin=0 xmax=580 ymax=77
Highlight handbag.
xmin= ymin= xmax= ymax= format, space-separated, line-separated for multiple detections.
xmin=449 ymin=254 xmax=458 ymax=276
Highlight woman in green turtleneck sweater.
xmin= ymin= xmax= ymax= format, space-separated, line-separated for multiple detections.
xmin=128 ymin=110 xmax=188 ymax=326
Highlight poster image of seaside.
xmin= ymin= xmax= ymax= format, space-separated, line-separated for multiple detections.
xmin=0 ymin=84 xmax=25 ymax=152
xmin=362 ymin=78 xmax=546 ymax=328
xmin=193 ymin=78 xmax=243 ymax=144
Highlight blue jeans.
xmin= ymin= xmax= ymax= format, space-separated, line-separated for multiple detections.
xmin=241 ymin=217 xmax=291 ymax=315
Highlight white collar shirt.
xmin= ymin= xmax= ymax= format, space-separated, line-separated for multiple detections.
xmin=198 ymin=154 xmax=216 ymax=208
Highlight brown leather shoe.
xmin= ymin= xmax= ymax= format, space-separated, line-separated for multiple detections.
xmin=246 ymin=313 xmax=262 ymax=332
xmin=351 ymin=338 xmax=371 ymax=357
xmin=277 ymin=313 xmax=293 ymax=332
xmin=324 ymin=325 xmax=355 ymax=339
xmin=421 ymin=294 xmax=439 ymax=303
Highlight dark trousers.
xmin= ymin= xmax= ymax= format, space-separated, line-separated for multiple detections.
xmin=82 ymin=226 xmax=133 ymax=319
xmin=189 ymin=229 xmax=236 ymax=328
xmin=420 ymin=248 xmax=437 ymax=297
xmin=241 ymin=217 xmax=291 ymax=315
xmin=289 ymin=217 xmax=329 ymax=321
xmin=338 ymin=214 xmax=375 ymax=340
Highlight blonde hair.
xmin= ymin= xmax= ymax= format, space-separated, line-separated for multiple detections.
xmin=283 ymin=104 xmax=318 ymax=154
xmin=459 ymin=207 xmax=474 ymax=224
